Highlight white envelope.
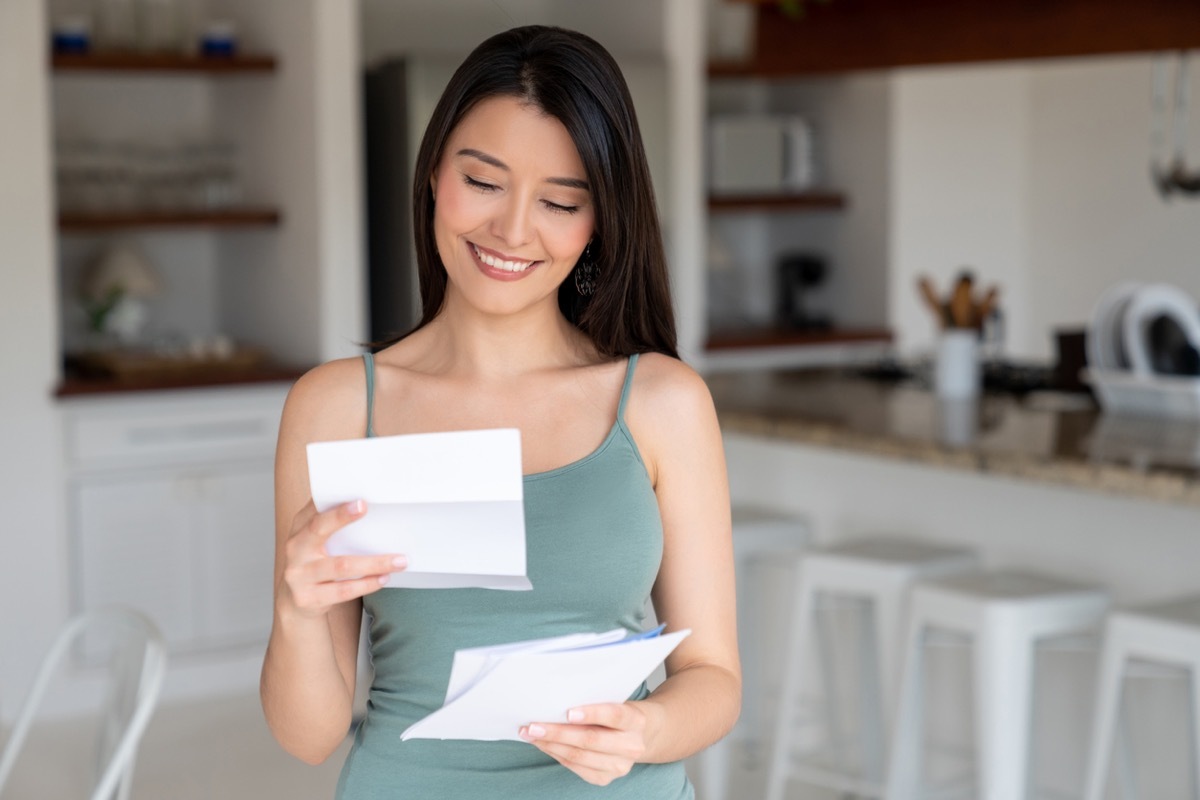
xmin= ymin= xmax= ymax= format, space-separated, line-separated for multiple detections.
xmin=306 ymin=428 xmax=531 ymax=590
xmin=401 ymin=628 xmax=690 ymax=742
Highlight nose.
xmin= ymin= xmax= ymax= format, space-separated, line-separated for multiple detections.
xmin=490 ymin=192 xmax=534 ymax=248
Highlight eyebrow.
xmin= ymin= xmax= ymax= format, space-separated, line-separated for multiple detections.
xmin=455 ymin=148 xmax=590 ymax=191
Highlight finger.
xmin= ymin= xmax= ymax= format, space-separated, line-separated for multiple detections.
xmin=563 ymin=703 xmax=634 ymax=730
xmin=290 ymin=573 xmax=393 ymax=612
xmin=523 ymin=737 xmax=628 ymax=786
xmin=521 ymin=722 xmax=636 ymax=761
xmin=529 ymin=738 xmax=614 ymax=770
xmin=295 ymin=499 xmax=368 ymax=546
xmin=306 ymin=554 xmax=408 ymax=583
xmin=318 ymin=499 xmax=369 ymax=540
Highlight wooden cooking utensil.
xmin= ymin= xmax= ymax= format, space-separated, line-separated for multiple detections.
xmin=975 ymin=286 xmax=1000 ymax=325
xmin=917 ymin=271 xmax=999 ymax=330
xmin=949 ymin=273 xmax=975 ymax=328
xmin=918 ymin=276 xmax=949 ymax=328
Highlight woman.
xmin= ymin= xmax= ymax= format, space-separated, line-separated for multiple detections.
xmin=261 ymin=25 xmax=739 ymax=798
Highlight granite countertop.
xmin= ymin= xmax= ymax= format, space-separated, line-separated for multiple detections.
xmin=706 ymin=367 xmax=1200 ymax=507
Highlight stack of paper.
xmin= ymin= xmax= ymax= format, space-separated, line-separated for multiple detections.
xmin=402 ymin=626 xmax=691 ymax=741
xmin=306 ymin=428 xmax=531 ymax=590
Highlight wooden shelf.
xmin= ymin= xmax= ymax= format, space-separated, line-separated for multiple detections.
xmin=56 ymin=361 xmax=308 ymax=397
xmin=708 ymin=191 xmax=846 ymax=212
xmin=51 ymin=51 xmax=277 ymax=74
xmin=717 ymin=0 xmax=1200 ymax=77
xmin=706 ymin=326 xmax=892 ymax=352
xmin=59 ymin=207 xmax=282 ymax=232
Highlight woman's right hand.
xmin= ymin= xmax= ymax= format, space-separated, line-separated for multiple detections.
xmin=277 ymin=499 xmax=406 ymax=619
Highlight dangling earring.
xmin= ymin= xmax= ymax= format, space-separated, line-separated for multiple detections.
xmin=574 ymin=240 xmax=600 ymax=296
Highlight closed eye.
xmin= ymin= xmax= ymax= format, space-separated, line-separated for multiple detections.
xmin=463 ymin=175 xmax=498 ymax=192
xmin=542 ymin=200 xmax=579 ymax=215
xmin=463 ymin=174 xmax=580 ymax=214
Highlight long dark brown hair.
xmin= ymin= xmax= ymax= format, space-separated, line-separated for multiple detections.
xmin=395 ymin=25 xmax=678 ymax=359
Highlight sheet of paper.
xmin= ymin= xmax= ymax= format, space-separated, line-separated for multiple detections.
xmin=306 ymin=428 xmax=531 ymax=590
xmin=443 ymin=629 xmax=628 ymax=706
xmin=401 ymin=629 xmax=690 ymax=742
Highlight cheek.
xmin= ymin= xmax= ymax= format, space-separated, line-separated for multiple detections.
xmin=434 ymin=179 xmax=481 ymax=230
xmin=552 ymin=213 xmax=596 ymax=261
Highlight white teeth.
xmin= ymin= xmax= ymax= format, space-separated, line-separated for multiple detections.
xmin=473 ymin=244 xmax=534 ymax=273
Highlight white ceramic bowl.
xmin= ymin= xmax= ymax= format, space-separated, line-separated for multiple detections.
xmin=1121 ymin=282 xmax=1200 ymax=376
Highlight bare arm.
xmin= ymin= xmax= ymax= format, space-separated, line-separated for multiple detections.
xmin=260 ymin=361 xmax=406 ymax=764
xmin=629 ymin=356 xmax=741 ymax=761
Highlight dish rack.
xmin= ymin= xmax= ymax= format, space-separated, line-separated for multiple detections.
xmin=1083 ymin=368 xmax=1200 ymax=420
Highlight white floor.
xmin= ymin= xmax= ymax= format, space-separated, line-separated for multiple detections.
xmin=2 ymin=691 xmax=822 ymax=799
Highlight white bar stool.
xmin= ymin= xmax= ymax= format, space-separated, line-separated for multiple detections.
xmin=885 ymin=569 xmax=1110 ymax=800
xmin=765 ymin=537 xmax=979 ymax=800
xmin=1083 ymin=594 xmax=1200 ymax=800
xmin=700 ymin=506 xmax=812 ymax=800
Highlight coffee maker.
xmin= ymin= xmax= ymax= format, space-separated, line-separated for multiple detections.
xmin=776 ymin=252 xmax=831 ymax=330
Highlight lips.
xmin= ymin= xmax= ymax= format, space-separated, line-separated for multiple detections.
xmin=470 ymin=243 xmax=541 ymax=280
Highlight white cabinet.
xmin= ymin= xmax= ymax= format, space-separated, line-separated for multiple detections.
xmin=196 ymin=466 xmax=276 ymax=644
xmin=75 ymin=473 xmax=198 ymax=648
xmin=64 ymin=385 xmax=285 ymax=656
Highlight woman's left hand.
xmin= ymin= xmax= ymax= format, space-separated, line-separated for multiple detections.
xmin=519 ymin=702 xmax=651 ymax=786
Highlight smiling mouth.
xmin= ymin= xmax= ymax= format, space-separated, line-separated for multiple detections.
xmin=471 ymin=243 xmax=538 ymax=274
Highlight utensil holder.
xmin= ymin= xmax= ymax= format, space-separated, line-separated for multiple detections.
xmin=935 ymin=329 xmax=981 ymax=398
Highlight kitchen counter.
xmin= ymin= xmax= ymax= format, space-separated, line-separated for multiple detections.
xmin=706 ymin=367 xmax=1200 ymax=507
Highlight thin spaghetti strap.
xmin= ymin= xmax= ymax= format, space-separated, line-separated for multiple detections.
xmin=361 ymin=352 xmax=377 ymax=438
xmin=615 ymin=353 xmax=640 ymax=424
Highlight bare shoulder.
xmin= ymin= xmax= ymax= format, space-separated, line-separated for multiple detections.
xmin=281 ymin=356 xmax=371 ymax=445
xmin=629 ymin=352 xmax=716 ymax=422
xmin=626 ymin=353 xmax=720 ymax=483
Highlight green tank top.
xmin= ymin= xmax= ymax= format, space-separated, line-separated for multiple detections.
xmin=336 ymin=353 xmax=694 ymax=799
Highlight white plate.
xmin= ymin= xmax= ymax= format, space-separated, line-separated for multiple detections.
xmin=1087 ymin=281 xmax=1143 ymax=371
xmin=1120 ymin=283 xmax=1200 ymax=376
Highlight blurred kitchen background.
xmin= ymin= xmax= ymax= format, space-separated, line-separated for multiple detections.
xmin=4 ymin=0 xmax=1200 ymax=798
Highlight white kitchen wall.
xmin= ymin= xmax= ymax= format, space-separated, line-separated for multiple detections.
xmin=889 ymin=54 xmax=1200 ymax=363
xmin=210 ymin=0 xmax=367 ymax=365
xmin=1028 ymin=54 xmax=1200 ymax=361
xmin=0 ymin=0 xmax=70 ymax=721
xmin=888 ymin=63 xmax=1033 ymax=359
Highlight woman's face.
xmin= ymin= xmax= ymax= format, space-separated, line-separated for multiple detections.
xmin=430 ymin=95 xmax=596 ymax=320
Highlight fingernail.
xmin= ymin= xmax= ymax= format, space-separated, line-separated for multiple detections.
xmin=347 ymin=499 xmax=366 ymax=515
xmin=567 ymin=709 xmax=584 ymax=723
xmin=392 ymin=556 xmax=408 ymax=568
xmin=378 ymin=575 xmax=389 ymax=585
xmin=528 ymin=724 xmax=546 ymax=738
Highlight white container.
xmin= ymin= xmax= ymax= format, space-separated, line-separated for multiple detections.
xmin=935 ymin=329 xmax=981 ymax=398
xmin=1083 ymin=368 xmax=1200 ymax=420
